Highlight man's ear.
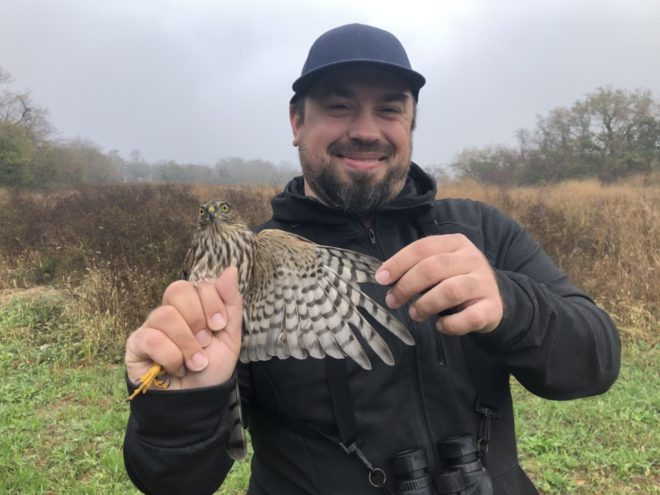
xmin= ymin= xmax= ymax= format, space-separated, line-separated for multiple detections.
xmin=289 ymin=103 xmax=301 ymax=147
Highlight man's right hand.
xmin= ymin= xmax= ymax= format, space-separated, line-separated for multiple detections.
xmin=125 ymin=266 xmax=243 ymax=391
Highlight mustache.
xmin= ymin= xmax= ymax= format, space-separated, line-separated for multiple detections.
xmin=328 ymin=140 xmax=394 ymax=156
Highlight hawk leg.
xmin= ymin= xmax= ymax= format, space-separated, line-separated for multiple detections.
xmin=127 ymin=364 xmax=170 ymax=401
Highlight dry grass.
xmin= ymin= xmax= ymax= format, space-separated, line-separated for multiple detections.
xmin=439 ymin=177 xmax=659 ymax=340
xmin=0 ymin=184 xmax=276 ymax=362
xmin=0 ymin=177 xmax=656 ymax=364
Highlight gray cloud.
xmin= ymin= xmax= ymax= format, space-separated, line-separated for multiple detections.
xmin=1 ymin=0 xmax=658 ymax=168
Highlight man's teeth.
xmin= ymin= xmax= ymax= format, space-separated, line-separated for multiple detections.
xmin=342 ymin=155 xmax=381 ymax=161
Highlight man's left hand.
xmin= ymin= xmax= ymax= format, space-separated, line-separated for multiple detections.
xmin=375 ymin=234 xmax=503 ymax=336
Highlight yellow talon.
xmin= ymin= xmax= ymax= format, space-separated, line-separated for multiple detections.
xmin=127 ymin=364 xmax=170 ymax=401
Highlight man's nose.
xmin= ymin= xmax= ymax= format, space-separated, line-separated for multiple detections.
xmin=347 ymin=110 xmax=381 ymax=143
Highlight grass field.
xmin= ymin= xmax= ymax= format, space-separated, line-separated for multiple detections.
xmin=0 ymin=178 xmax=658 ymax=494
xmin=0 ymin=292 xmax=656 ymax=494
xmin=0 ymin=291 xmax=252 ymax=495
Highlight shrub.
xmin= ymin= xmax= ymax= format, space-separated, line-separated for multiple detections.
xmin=0 ymin=178 xmax=656 ymax=362
xmin=0 ymin=183 xmax=276 ymax=360
xmin=438 ymin=178 xmax=659 ymax=339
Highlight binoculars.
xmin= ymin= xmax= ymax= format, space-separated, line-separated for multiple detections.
xmin=391 ymin=435 xmax=493 ymax=495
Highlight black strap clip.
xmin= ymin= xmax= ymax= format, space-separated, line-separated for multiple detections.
xmin=474 ymin=398 xmax=500 ymax=457
xmin=339 ymin=438 xmax=388 ymax=490
xmin=326 ymin=358 xmax=391 ymax=491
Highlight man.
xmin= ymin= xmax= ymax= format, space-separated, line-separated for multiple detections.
xmin=124 ymin=24 xmax=620 ymax=494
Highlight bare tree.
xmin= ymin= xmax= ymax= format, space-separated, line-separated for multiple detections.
xmin=0 ymin=66 xmax=52 ymax=141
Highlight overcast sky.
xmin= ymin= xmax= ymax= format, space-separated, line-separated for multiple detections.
xmin=1 ymin=0 xmax=659 ymax=169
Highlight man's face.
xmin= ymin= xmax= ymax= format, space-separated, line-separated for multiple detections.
xmin=290 ymin=66 xmax=415 ymax=214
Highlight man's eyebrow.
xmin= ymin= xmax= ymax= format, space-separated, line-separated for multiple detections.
xmin=382 ymin=92 xmax=410 ymax=104
xmin=319 ymin=86 xmax=352 ymax=98
xmin=319 ymin=87 xmax=411 ymax=103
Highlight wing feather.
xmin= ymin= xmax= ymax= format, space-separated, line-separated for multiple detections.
xmin=238 ymin=229 xmax=413 ymax=369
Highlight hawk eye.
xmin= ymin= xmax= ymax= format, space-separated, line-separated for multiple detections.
xmin=220 ymin=203 xmax=230 ymax=213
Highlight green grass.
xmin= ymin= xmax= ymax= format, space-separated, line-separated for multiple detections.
xmin=0 ymin=293 xmax=251 ymax=495
xmin=514 ymin=342 xmax=659 ymax=494
xmin=1 ymin=292 xmax=657 ymax=494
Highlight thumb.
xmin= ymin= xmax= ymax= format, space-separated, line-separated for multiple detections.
xmin=215 ymin=266 xmax=243 ymax=340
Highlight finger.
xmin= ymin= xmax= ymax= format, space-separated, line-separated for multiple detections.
xmin=385 ymin=253 xmax=472 ymax=309
xmin=436 ymin=300 xmax=500 ymax=336
xmin=162 ymin=280 xmax=216 ymax=347
xmin=125 ymin=326 xmax=185 ymax=382
xmin=214 ymin=266 xmax=243 ymax=354
xmin=375 ymin=234 xmax=464 ymax=285
xmin=162 ymin=280 xmax=207 ymax=331
xmin=408 ymin=274 xmax=479 ymax=321
xmin=143 ymin=304 xmax=209 ymax=372
xmin=193 ymin=278 xmax=228 ymax=332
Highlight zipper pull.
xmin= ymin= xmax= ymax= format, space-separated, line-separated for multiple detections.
xmin=367 ymin=227 xmax=377 ymax=247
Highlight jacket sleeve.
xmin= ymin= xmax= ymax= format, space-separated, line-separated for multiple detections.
xmin=474 ymin=204 xmax=621 ymax=400
xmin=123 ymin=375 xmax=237 ymax=495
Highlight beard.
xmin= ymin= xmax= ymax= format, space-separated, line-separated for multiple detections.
xmin=299 ymin=142 xmax=411 ymax=215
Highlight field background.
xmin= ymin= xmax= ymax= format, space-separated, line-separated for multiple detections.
xmin=0 ymin=178 xmax=658 ymax=494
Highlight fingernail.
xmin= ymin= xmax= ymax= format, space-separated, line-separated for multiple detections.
xmin=176 ymin=367 xmax=187 ymax=378
xmin=385 ymin=292 xmax=397 ymax=308
xmin=436 ymin=320 xmax=445 ymax=333
xmin=196 ymin=329 xmax=212 ymax=347
xmin=190 ymin=352 xmax=208 ymax=371
xmin=375 ymin=269 xmax=390 ymax=285
xmin=210 ymin=313 xmax=225 ymax=330
xmin=409 ymin=306 xmax=418 ymax=321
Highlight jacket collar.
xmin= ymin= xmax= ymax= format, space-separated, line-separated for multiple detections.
xmin=270 ymin=162 xmax=437 ymax=225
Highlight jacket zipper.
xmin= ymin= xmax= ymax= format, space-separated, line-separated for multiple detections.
xmin=363 ymin=222 xmax=439 ymax=472
xmin=366 ymin=227 xmax=377 ymax=247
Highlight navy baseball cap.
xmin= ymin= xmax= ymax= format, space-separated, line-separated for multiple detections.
xmin=291 ymin=23 xmax=426 ymax=103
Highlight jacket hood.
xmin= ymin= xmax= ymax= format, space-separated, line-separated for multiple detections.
xmin=270 ymin=162 xmax=437 ymax=225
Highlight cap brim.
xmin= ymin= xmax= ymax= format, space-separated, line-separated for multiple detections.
xmin=290 ymin=60 xmax=426 ymax=103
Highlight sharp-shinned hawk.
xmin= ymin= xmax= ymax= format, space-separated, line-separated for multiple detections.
xmin=128 ymin=198 xmax=415 ymax=459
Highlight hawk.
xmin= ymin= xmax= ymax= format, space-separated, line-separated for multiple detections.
xmin=128 ymin=198 xmax=415 ymax=459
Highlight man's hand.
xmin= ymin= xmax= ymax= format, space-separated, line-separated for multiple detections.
xmin=375 ymin=234 xmax=503 ymax=336
xmin=125 ymin=266 xmax=243 ymax=390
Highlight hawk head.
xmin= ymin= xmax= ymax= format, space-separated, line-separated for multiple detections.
xmin=198 ymin=199 xmax=244 ymax=228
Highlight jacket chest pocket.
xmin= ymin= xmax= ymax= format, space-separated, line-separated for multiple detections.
xmin=425 ymin=222 xmax=486 ymax=251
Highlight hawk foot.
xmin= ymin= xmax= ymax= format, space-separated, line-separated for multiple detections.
xmin=127 ymin=364 xmax=169 ymax=401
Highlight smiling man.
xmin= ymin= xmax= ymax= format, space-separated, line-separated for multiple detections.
xmin=292 ymin=66 xmax=415 ymax=214
xmin=123 ymin=24 xmax=620 ymax=495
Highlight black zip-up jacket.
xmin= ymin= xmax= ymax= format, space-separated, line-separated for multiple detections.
xmin=124 ymin=164 xmax=620 ymax=495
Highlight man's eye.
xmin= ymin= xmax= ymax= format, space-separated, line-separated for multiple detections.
xmin=328 ymin=103 xmax=350 ymax=111
xmin=380 ymin=106 xmax=402 ymax=114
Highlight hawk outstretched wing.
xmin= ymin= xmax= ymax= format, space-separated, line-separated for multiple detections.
xmin=243 ymin=229 xmax=414 ymax=370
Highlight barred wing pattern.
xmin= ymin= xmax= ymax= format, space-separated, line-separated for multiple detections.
xmin=243 ymin=230 xmax=414 ymax=370
xmin=179 ymin=199 xmax=416 ymax=462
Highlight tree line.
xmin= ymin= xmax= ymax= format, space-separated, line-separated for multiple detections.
xmin=117 ymin=152 xmax=297 ymax=185
xmin=450 ymin=87 xmax=660 ymax=184
xmin=2 ymin=64 xmax=658 ymax=188
xmin=0 ymin=67 xmax=297 ymax=188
